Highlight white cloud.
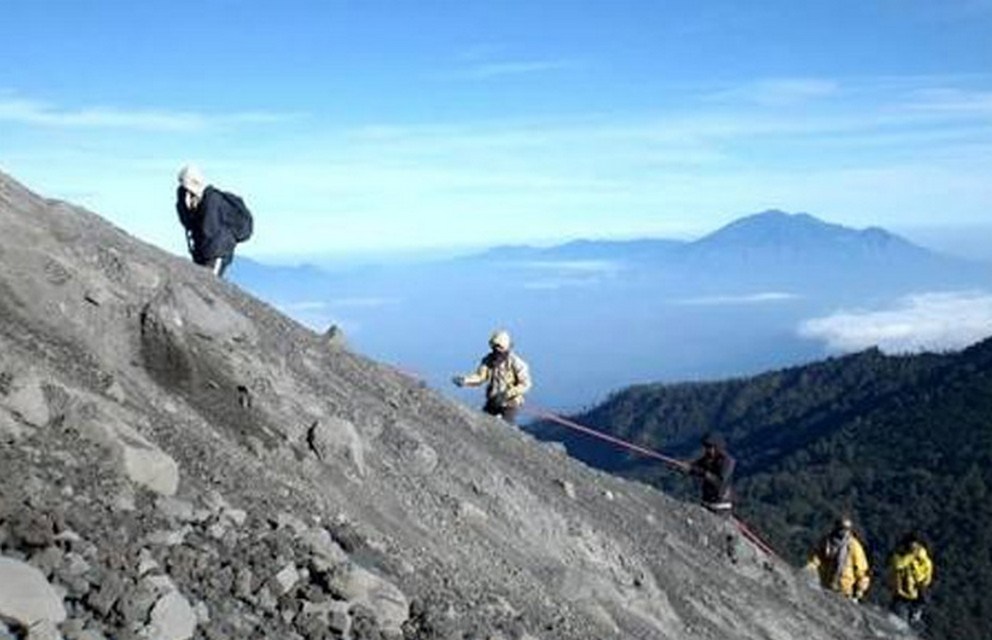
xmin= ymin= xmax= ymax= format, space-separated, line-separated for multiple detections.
xmin=522 ymin=278 xmax=598 ymax=291
xmin=675 ymin=292 xmax=800 ymax=306
xmin=436 ymin=59 xmax=577 ymax=81
xmin=799 ymin=291 xmax=992 ymax=353
xmin=0 ymin=96 xmax=294 ymax=131
xmin=904 ymin=88 xmax=992 ymax=115
xmin=511 ymin=260 xmax=621 ymax=290
xmin=706 ymin=78 xmax=840 ymax=107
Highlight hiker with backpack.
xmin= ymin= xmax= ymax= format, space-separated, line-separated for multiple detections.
xmin=452 ymin=329 xmax=532 ymax=424
xmin=805 ymin=515 xmax=872 ymax=602
xmin=176 ymin=164 xmax=253 ymax=277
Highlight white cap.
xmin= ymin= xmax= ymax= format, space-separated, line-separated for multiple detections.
xmin=177 ymin=164 xmax=206 ymax=197
xmin=489 ymin=329 xmax=511 ymax=350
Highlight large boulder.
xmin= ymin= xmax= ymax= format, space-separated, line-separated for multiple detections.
xmin=326 ymin=564 xmax=408 ymax=635
xmin=307 ymin=417 xmax=367 ymax=478
xmin=0 ymin=557 xmax=67 ymax=629
xmin=75 ymin=402 xmax=179 ymax=496
xmin=119 ymin=430 xmax=180 ymax=497
xmin=143 ymin=591 xmax=197 ymax=640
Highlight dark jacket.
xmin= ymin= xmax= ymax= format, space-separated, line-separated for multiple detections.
xmin=690 ymin=449 xmax=735 ymax=507
xmin=176 ymin=186 xmax=238 ymax=264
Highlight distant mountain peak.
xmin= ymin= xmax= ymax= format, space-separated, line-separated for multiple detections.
xmin=713 ymin=210 xmax=838 ymax=234
xmin=749 ymin=209 xmax=811 ymax=220
xmin=693 ymin=210 xmax=923 ymax=259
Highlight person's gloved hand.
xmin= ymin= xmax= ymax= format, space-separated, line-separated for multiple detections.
xmin=451 ymin=375 xmax=465 ymax=387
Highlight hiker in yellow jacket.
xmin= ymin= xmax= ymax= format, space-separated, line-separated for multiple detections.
xmin=805 ymin=516 xmax=871 ymax=601
xmin=888 ymin=532 xmax=933 ymax=631
xmin=452 ymin=329 xmax=532 ymax=424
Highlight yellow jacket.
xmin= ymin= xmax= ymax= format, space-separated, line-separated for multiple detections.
xmin=806 ymin=531 xmax=871 ymax=599
xmin=889 ymin=543 xmax=933 ymax=600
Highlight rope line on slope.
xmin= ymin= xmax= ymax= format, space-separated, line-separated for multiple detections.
xmin=523 ymin=405 xmax=690 ymax=472
xmin=732 ymin=517 xmax=781 ymax=561
xmin=523 ymin=403 xmax=783 ymax=563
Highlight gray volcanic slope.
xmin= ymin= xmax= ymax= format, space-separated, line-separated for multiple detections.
xmin=0 ymin=170 xmax=913 ymax=640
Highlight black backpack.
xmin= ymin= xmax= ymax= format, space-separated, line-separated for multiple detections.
xmin=219 ymin=190 xmax=254 ymax=243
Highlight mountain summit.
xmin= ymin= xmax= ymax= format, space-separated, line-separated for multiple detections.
xmin=0 ymin=171 xmax=915 ymax=639
xmin=687 ymin=210 xmax=935 ymax=266
xmin=462 ymin=210 xmax=963 ymax=279
xmin=698 ymin=209 xmax=899 ymax=247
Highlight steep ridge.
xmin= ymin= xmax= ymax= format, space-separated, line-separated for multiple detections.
xmin=535 ymin=342 xmax=992 ymax=640
xmin=0 ymin=170 xmax=914 ymax=640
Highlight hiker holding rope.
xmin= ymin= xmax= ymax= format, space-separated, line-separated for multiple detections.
xmin=452 ymin=329 xmax=531 ymax=424
xmin=688 ymin=432 xmax=735 ymax=516
xmin=525 ymin=410 xmax=782 ymax=563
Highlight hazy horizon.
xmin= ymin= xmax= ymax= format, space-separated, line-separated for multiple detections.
xmin=230 ymin=210 xmax=992 ymax=410
xmin=2 ymin=0 xmax=990 ymax=261
xmin=243 ymin=217 xmax=992 ymax=269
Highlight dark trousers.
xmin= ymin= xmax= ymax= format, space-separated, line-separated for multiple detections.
xmin=891 ymin=597 xmax=925 ymax=630
xmin=483 ymin=399 xmax=518 ymax=424
xmin=195 ymin=253 xmax=233 ymax=278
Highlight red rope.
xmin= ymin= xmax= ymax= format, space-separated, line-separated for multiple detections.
xmin=524 ymin=404 xmax=689 ymax=472
xmin=524 ymin=403 xmax=783 ymax=563
xmin=733 ymin=517 xmax=782 ymax=561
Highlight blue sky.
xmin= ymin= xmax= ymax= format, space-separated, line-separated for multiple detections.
xmin=2 ymin=0 xmax=991 ymax=261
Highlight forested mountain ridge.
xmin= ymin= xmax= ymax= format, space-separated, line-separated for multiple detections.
xmin=532 ymin=338 xmax=992 ymax=640
xmin=534 ymin=346 xmax=951 ymax=472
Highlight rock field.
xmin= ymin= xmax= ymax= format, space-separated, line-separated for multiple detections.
xmin=0 ymin=170 xmax=917 ymax=639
